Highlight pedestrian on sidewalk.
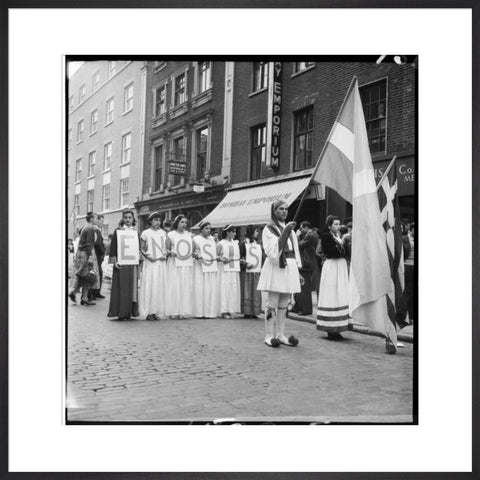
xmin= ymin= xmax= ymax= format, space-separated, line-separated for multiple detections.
xmin=68 ymin=212 xmax=99 ymax=306
xmin=217 ymin=225 xmax=241 ymax=319
xmin=107 ymin=209 xmax=141 ymax=321
xmin=403 ymin=221 xmax=415 ymax=321
xmin=165 ymin=215 xmax=193 ymax=319
xmin=239 ymin=225 xmax=263 ymax=319
xmin=291 ymin=221 xmax=317 ymax=316
xmin=139 ymin=212 xmax=168 ymax=321
xmin=257 ymin=200 xmax=301 ymax=348
xmin=316 ymin=215 xmax=350 ymax=340
xmin=192 ymin=221 xmax=220 ymax=319
xmin=89 ymin=214 xmax=106 ymax=300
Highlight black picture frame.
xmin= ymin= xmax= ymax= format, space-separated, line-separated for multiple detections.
xmin=1 ymin=1 xmax=478 ymax=478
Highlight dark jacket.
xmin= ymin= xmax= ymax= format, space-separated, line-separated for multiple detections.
xmin=321 ymin=232 xmax=346 ymax=259
xmin=298 ymin=229 xmax=319 ymax=271
xmin=94 ymin=228 xmax=106 ymax=263
xmin=77 ymin=223 xmax=96 ymax=255
xmin=403 ymin=234 xmax=411 ymax=260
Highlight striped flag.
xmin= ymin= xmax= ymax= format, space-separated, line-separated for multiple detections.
xmin=313 ymin=78 xmax=393 ymax=340
xmin=377 ymin=163 xmax=411 ymax=344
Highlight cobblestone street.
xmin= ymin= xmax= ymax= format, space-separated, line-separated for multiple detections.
xmin=67 ymin=285 xmax=414 ymax=423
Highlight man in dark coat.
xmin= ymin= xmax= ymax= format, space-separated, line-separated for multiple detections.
xmin=291 ymin=221 xmax=318 ymax=315
xmin=90 ymin=214 xmax=106 ymax=300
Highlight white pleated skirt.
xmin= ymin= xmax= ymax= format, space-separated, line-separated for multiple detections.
xmin=165 ymin=257 xmax=193 ymax=316
xmin=316 ymin=258 xmax=349 ymax=333
xmin=192 ymin=260 xmax=220 ymax=318
xmin=257 ymin=257 xmax=301 ymax=294
xmin=139 ymin=258 xmax=168 ymax=318
xmin=217 ymin=263 xmax=241 ymax=314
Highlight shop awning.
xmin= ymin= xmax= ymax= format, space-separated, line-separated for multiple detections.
xmin=195 ymin=176 xmax=311 ymax=228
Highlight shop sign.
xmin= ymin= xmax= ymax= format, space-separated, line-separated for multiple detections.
xmin=373 ymin=157 xmax=415 ymax=196
xmin=266 ymin=62 xmax=282 ymax=169
xmin=168 ymin=161 xmax=187 ymax=176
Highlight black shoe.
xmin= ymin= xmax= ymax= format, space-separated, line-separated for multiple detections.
xmin=68 ymin=292 xmax=76 ymax=303
xmin=327 ymin=332 xmax=344 ymax=341
xmin=81 ymin=300 xmax=96 ymax=306
xmin=96 ymin=294 xmax=106 ymax=299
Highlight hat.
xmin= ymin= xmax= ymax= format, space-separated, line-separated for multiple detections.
xmin=147 ymin=211 xmax=162 ymax=224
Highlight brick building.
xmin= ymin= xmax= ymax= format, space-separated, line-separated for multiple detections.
xmin=135 ymin=61 xmax=231 ymax=230
xmin=201 ymin=60 xmax=415 ymax=230
xmin=67 ymin=60 xmax=146 ymax=239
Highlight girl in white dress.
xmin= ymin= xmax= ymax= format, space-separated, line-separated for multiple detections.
xmin=217 ymin=225 xmax=241 ymax=319
xmin=257 ymin=200 xmax=301 ymax=348
xmin=192 ymin=221 xmax=220 ymax=318
xmin=139 ymin=211 xmax=167 ymax=320
xmin=166 ymin=215 xmax=193 ymax=319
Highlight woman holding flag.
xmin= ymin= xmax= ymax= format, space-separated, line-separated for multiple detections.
xmin=316 ymin=215 xmax=350 ymax=340
xmin=257 ymin=201 xmax=301 ymax=348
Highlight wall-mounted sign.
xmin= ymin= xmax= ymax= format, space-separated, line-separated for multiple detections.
xmin=168 ymin=161 xmax=187 ymax=176
xmin=266 ymin=62 xmax=282 ymax=169
xmin=373 ymin=156 xmax=415 ymax=196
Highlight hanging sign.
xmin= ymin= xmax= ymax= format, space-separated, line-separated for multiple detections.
xmin=168 ymin=161 xmax=187 ymax=176
xmin=266 ymin=61 xmax=282 ymax=169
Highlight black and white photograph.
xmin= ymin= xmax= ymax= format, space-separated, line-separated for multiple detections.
xmin=66 ymin=57 xmax=416 ymax=424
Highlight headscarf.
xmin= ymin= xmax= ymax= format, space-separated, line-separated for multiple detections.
xmin=267 ymin=200 xmax=294 ymax=268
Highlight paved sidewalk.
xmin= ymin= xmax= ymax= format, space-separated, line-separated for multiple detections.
xmin=67 ymin=290 xmax=414 ymax=423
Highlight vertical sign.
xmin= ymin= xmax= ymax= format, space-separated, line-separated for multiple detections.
xmin=266 ymin=61 xmax=282 ymax=169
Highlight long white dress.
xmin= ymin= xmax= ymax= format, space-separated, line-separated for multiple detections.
xmin=139 ymin=228 xmax=167 ymax=318
xmin=166 ymin=230 xmax=193 ymax=316
xmin=257 ymin=224 xmax=302 ymax=294
xmin=217 ymin=239 xmax=241 ymax=314
xmin=192 ymin=235 xmax=220 ymax=318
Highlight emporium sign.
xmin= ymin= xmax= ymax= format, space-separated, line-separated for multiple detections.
xmin=266 ymin=61 xmax=282 ymax=169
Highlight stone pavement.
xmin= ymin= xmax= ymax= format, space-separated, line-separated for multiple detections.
xmin=67 ymin=286 xmax=414 ymax=423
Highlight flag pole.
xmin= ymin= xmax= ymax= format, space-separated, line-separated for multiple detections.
xmin=293 ymin=76 xmax=358 ymax=223
xmin=376 ymin=155 xmax=397 ymax=192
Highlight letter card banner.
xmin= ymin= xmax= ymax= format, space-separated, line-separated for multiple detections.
xmin=117 ymin=230 xmax=140 ymax=265
xmin=245 ymin=243 xmax=262 ymax=273
xmin=174 ymin=237 xmax=193 ymax=267
xmin=200 ymin=240 xmax=218 ymax=273
xmin=223 ymin=242 xmax=240 ymax=272
xmin=149 ymin=232 xmax=166 ymax=260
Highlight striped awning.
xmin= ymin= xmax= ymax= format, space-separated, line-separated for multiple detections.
xmin=196 ymin=176 xmax=311 ymax=228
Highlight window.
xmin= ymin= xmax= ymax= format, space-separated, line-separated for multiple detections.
xmin=74 ymin=194 xmax=80 ymax=215
xmin=75 ymin=158 xmax=82 ymax=182
xmin=171 ymin=136 xmax=185 ymax=186
xmin=90 ymin=109 xmax=98 ymax=134
xmin=108 ymin=61 xmax=116 ymax=79
xmin=360 ymin=80 xmax=387 ymax=154
xmin=199 ymin=62 xmax=211 ymax=94
xmin=79 ymin=84 xmax=86 ymax=103
xmin=103 ymin=142 xmax=112 ymax=170
xmin=92 ymin=71 xmax=100 ymax=91
xmin=253 ymin=62 xmax=268 ymax=92
xmin=294 ymin=107 xmax=314 ymax=170
xmin=154 ymin=144 xmax=163 ymax=191
xmin=69 ymin=95 xmax=74 ymax=111
xmin=101 ymin=224 xmax=109 ymax=238
xmin=68 ymin=128 xmax=72 ymax=150
xmin=124 ymin=83 xmax=134 ymax=112
xmin=121 ymin=133 xmax=131 ymax=164
xmin=76 ymin=119 xmax=84 ymax=143
xmin=102 ymin=184 xmax=110 ymax=210
xmin=293 ymin=62 xmax=315 ymax=73
xmin=106 ymin=97 xmax=114 ymax=124
xmin=154 ymin=84 xmax=166 ymax=116
xmin=250 ymin=124 xmax=266 ymax=180
xmin=196 ymin=126 xmax=209 ymax=179
xmin=174 ymin=73 xmax=186 ymax=106
xmin=88 ymin=151 xmax=96 ymax=177
xmin=120 ymin=178 xmax=129 ymax=206
xmin=87 ymin=189 xmax=94 ymax=212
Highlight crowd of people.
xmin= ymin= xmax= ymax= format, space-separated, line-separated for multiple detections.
xmin=68 ymin=202 xmax=415 ymax=349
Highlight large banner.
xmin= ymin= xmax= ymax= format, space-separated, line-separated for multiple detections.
xmin=200 ymin=240 xmax=218 ymax=273
xmin=174 ymin=237 xmax=193 ymax=267
xmin=116 ymin=230 xmax=140 ymax=265
xmin=245 ymin=243 xmax=262 ymax=273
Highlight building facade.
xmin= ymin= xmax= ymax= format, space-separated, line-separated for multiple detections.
xmin=136 ymin=61 xmax=231 ymax=230
xmin=225 ymin=61 xmax=416 ymax=229
xmin=67 ymin=60 xmax=146 ymax=239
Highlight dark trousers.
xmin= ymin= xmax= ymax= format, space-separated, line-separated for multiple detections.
xmin=404 ymin=264 xmax=414 ymax=320
xmin=292 ymin=270 xmax=313 ymax=315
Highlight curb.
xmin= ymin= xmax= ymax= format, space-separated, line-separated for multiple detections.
xmin=287 ymin=312 xmax=413 ymax=344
